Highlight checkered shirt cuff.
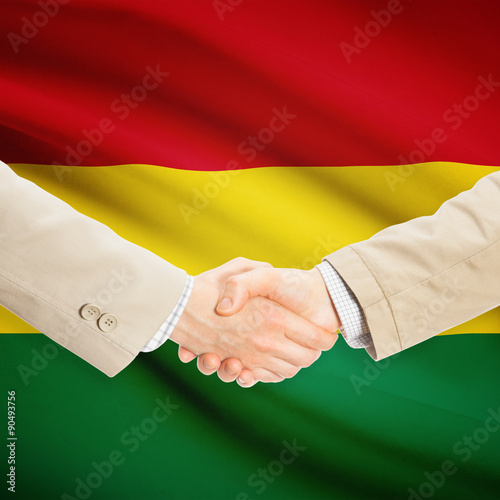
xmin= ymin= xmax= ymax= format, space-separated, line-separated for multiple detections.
xmin=141 ymin=275 xmax=194 ymax=352
xmin=316 ymin=261 xmax=373 ymax=349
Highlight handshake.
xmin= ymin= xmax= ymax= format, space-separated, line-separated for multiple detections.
xmin=169 ymin=258 xmax=341 ymax=388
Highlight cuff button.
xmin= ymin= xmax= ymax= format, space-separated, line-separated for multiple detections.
xmin=80 ymin=304 xmax=101 ymax=321
xmin=98 ymin=314 xmax=118 ymax=333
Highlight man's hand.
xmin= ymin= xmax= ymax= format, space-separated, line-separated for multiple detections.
xmin=184 ymin=266 xmax=341 ymax=387
xmin=217 ymin=267 xmax=340 ymax=332
xmin=171 ymin=259 xmax=336 ymax=385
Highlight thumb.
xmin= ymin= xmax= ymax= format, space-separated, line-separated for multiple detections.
xmin=216 ymin=268 xmax=280 ymax=316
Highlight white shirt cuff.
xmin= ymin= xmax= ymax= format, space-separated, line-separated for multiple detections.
xmin=316 ymin=261 xmax=373 ymax=349
xmin=141 ymin=275 xmax=194 ymax=352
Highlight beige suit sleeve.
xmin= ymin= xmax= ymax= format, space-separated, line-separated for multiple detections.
xmin=326 ymin=171 xmax=500 ymax=360
xmin=0 ymin=161 xmax=187 ymax=376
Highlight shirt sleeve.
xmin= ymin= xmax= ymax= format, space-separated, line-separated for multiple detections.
xmin=141 ymin=275 xmax=194 ymax=352
xmin=316 ymin=261 xmax=373 ymax=349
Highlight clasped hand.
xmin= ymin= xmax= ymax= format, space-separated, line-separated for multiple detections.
xmin=169 ymin=258 xmax=340 ymax=387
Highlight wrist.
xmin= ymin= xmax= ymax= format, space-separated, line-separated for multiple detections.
xmin=169 ymin=276 xmax=216 ymax=354
xmin=309 ymin=267 xmax=341 ymax=332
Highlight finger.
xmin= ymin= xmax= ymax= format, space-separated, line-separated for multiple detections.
xmin=266 ymin=359 xmax=301 ymax=379
xmin=249 ymin=367 xmax=286 ymax=383
xmin=233 ymin=352 xmax=301 ymax=382
xmin=236 ymin=369 xmax=257 ymax=388
xmin=178 ymin=346 xmax=197 ymax=363
xmin=272 ymin=341 xmax=321 ymax=369
xmin=248 ymin=299 xmax=337 ymax=361
xmin=217 ymin=268 xmax=282 ymax=316
xmin=197 ymin=353 xmax=222 ymax=376
xmin=217 ymin=357 xmax=245 ymax=383
xmin=278 ymin=304 xmax=339 ymax=352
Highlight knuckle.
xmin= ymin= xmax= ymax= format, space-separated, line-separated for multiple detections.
xmin=225 ymin=275 xmax=239 ymax=287
xmin=233 ymin=256 xmax=248 ymax=266
xmin=224 ymin=275 xmax=243 ymax=294
xmin=302 ymin=351 xmax=320 ymax=368
xmin=252 ymin=334 xmax=274 ymax=353
xmin=324 ymin=333 xmax=337 ymax=350
xmin=305 ymin=329 xmax=320 ymax=350
xmin=263 ymin=303 xmax=283 ymax=329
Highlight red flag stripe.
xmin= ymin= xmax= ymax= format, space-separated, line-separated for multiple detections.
xmin=1 ymin=0 xmax=499 ymax=169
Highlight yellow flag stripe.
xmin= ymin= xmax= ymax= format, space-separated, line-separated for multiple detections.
xmin=3 ymin=162 xmax=499 ymax=335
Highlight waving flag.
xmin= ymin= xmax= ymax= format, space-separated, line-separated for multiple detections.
xmin=1 ymin=2 xmax=499 ymax=500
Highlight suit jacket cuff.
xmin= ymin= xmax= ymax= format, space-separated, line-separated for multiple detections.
xmin=325 ymin=246 xmax=402 ymax=361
